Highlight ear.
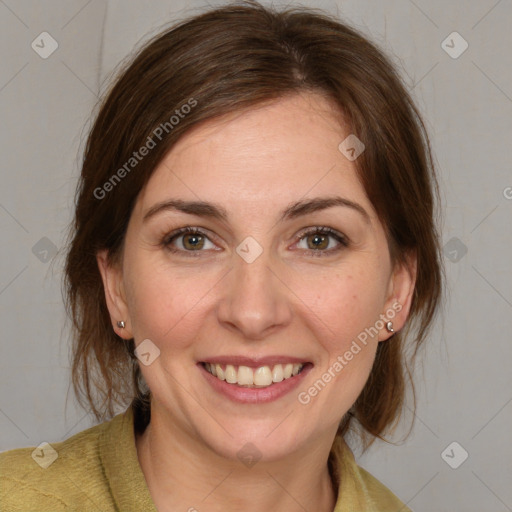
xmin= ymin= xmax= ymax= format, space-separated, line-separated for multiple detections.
xmin=96 ymin=249 xmax=133 ymax=339
xmin=379 ymin=249 xmax=417 ymax=342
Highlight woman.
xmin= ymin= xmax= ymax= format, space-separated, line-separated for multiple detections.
xmin=0 ymin=2 xmax=443 ymax=510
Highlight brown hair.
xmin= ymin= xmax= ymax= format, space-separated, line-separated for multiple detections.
xmin=64 ymin=0 xmax=444 ymax=448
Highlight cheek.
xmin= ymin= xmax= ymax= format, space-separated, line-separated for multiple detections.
xmin=293 ymin=267 xmax=385 ymax=395
xmin=294 ymin=268 xmax=385 ymax=350
xmin=125 ymin=251 xmax=225 ymax=358
xmin=124 ymin=255 xmax=217 ymax=345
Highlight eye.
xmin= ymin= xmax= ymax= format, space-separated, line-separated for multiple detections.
xmin=294 ymin=226 xmax=349 ymax=255
xmin=162 ymin=225 xmax=349 ymax=257
xmin=163 ymin=227 xmax=217 ymax=254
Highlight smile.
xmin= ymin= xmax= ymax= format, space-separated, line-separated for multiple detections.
xmin=202 ymin=362 xmax=305 ymax=388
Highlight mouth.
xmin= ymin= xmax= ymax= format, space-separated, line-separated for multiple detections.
xmin=201 ymin=361 xmax=308 ymax=388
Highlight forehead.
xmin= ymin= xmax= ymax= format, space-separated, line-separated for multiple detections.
xmin=136 ymin=93 xmax=376 ymax=224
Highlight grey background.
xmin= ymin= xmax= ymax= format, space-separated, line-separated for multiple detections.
xmin=1 ymin=1 xmax=511 ymax=511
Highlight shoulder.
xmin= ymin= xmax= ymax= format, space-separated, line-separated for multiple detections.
xmin=330 ymin=436 xmax=411 ymax=512
xmin=355 ymin=465 xmax=411 ymax=511
xmin=0 ymin=416 xmax=115 ymax=512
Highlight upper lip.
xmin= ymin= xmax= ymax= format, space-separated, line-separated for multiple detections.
xmin=200 ymin=355 xmax=311 ymax=368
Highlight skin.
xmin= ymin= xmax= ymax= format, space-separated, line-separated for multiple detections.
xmin=97 ymin=92 xmax=416 ymax=512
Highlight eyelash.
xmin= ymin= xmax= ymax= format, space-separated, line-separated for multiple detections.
xmin=162 ymin=226 xmax=349 ymax=257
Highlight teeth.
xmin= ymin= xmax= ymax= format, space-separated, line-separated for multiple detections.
xmin=215 ymin=364 xmax=225 ymax=380
xmin=254 ymin=366 xmax=272 ymax=386
xmin=237 ymin=366 xmax=254 ymax=385
xmin=204 ymin=362 xmax=305 ymax=387
xmin=272 ymin=364 xmax=284 ymax=382
xmin=225 ymin=364 xmax=237 ymax=384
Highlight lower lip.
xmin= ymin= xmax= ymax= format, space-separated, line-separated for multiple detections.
xmin=198 ymin=363 xmax=313 ymax=404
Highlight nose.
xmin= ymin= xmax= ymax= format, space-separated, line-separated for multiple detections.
xmin=216 ymin=246 xmax=293 ymax=340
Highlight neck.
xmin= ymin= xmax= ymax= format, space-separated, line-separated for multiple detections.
xmin=135 ymin=407 xmax=338 ymax=512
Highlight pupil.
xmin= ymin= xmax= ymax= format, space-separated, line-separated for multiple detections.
xmin=310 ymin=234 xmax=327 ymax=250
xmin=185 ymin=234 xmax=203 ymax=249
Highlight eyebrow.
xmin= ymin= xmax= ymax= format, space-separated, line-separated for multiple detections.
xmin=143 ymin=195 xmax=371 ymax=225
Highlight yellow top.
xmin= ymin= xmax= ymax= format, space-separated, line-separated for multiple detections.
xmin=0 ymin=404 xmax=410 ymax=511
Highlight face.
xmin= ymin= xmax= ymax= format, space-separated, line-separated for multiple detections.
xmin=98 ymin=92 xmax=415 ymax=462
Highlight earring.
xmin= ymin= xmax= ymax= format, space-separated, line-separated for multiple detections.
xmin=386 ymin=321 xmax=394 ymax=333
xmin=117 ymin=321 xmax=125 ymax=329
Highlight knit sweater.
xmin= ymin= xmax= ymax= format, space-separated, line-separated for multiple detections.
xmin=0 ymin=404 xmax=410 ymax=511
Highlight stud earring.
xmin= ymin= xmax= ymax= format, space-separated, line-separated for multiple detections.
xmin=117 ymin=321 xmax=125 ymax=329
xmin=386 ymin=321 xmax=394 ymax=333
